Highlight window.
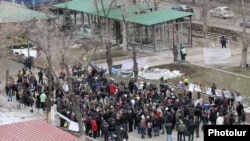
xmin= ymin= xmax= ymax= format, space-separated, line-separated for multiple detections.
xmin=224 ymin=8 xmax=230 ymax=11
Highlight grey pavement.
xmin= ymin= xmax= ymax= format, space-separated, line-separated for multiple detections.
xmin=97 ymin=47 xmax=250 ymax=72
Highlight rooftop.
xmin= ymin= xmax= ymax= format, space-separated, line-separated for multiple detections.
xmin=0 ymin=119 xmax=82 ymax=141
xmin=0 ymin=2 xmax=50 ymax=23
xmin=54 ymin=0 xmax=193 ymax=26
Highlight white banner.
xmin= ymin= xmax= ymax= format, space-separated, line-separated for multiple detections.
xmin=235 ymin=95 xmax=243 ymax=102
xmin=203 ymin=48 xmax=231 ymax=64
xmin=194 ymin=84 xmax=201 ymax=92
xmin=206 ymin=87 xmax=212 ymax=95
xmin=188 ymin=83 xmax=194 ymax=92
xmin=223 ymin=91 xmax=232 ymax=99
xmin=68 ymin=121 xmax=79 ymax=132
xmin=57 ymin=112 xmax=80 ymax=132
xmin=215 ymin=89 xmax=223 ymax=97
xmin=121 ymin=57 xmax=147 ymax=70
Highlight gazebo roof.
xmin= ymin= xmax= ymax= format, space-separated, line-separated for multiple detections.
xmin=53 ymin=0 xmax=193 ymax=26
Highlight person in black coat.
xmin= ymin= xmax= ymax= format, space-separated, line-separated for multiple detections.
xmin=165 ymin=118 xmax=173 ymax=141
xmin=187 ymin=119 xmax=196 ymax=141
xmin=220 ymin=36 xmax=227 ymax=48
xmin=127 ymin=110 xmax=134 ymax=132
xmin=236 ymin=102 xmax=244 ymax=124
xmin=16 ymin=92 xmax=21 ymax=109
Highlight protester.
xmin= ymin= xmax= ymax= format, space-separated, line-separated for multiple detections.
xmin=165 ymin=118 xmax=173 ymax=141
xmin=220 ymin=36 xmax=227 ymax=48
xmin=40 ymin=91 xmax=47 ymax=111
xmin=5 ymin=60 xmax=247 ymax=141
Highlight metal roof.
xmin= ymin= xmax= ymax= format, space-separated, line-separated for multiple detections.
xmin=94 ymin=4 xmax=154 ymax=20
xmin=126 ymin=8 xmax=194 ymax=26
xmin=54 ymin=0 xmax=121 ymax=14
xmin=0 ymin=119 xmax=82 ymax=141
xmin=53 ymin=0 xmax=193 ymax=26
xmin=0 ymin=2 xmax=50 ymax=23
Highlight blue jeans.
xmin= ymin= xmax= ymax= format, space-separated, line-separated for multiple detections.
xmin=140 ymin=127 xmax=145 ymax=138
xmin=110 ymin=131 xmax=116 ymax=141
xmin=7 ymin=91 xmax=12 ymax=101
xmin=178 ymin=132 xmax=186 ymax=141
xmin=161 ymin=123 xmax=166 ymax=134
xmin=16 ymin=99 xmax=20 ymax=109
xmin=121 ymin=123 xmax=127 ymax=130
xmin=154 ymin=126 xmax=159 ymax=136
xmin=166 ymin=134 xmax=172 ymax=141
xmin=137 ymin=124 xmax=141 ymax=134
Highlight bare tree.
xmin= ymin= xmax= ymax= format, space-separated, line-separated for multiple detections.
xmin=132 ymin=44 xmax=139 ymax=81
xmin=27 ymin=8 xmax=85 ymax=136
xmin=240 ymin=0 xmax=248 ymax=68
xmin=153 ymin=0 xmax=158 ymax=10
xmin=121 ymin=4 xmax=129 ymax=51
xmin=202 ymin=0 xmax=208 ymax=35
xmin=94 ymin=0 xmax=118 ymax=76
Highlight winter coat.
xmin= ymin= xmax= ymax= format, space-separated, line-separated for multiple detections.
xmin=91 ymin=119 xmax=98 ymax=131
xmin=177 ymin=123 xmax=187 ymax=133
xmin=40 ymin=93 xmax=47 ymax=103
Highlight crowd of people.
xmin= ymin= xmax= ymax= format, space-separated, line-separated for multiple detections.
xmin=3 ymin=61 xmax=247 ymax=141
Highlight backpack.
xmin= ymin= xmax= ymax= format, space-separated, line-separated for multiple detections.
xmin=19 ymin=70 xmax=23 ymax=77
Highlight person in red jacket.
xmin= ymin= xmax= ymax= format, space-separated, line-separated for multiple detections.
xmin=109 ymin=83 xmax=117 ymax=95
xmin=91 ymin=117 xmax=98 ymax=138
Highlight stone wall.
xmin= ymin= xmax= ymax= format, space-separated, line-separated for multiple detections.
xmin=192 ymin=22 xmax=240 ymax=41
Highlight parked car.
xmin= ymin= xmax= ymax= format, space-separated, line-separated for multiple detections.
xmin=209 ymin=6 xmax=234 ymax=19
xmin=172 ymin=5 xmax=194 ymax=13
xmin=240 ymin=19 xmax=250 ymax=28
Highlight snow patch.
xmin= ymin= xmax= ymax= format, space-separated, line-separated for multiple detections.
xmin=139 ymin=66 xmax=182 ymax=80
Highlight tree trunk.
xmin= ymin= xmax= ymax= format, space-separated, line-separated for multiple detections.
xmin=46 ymin=68 xmax=53 ymax=124
xmin=240 ymin=0 xmax=248 ymax=68
xmin=106 ymin=41 xmax=113 ymax=76
xmin=153 ymin=0 xmax=158 ymax=10
xmin=132 ymin=45 xmax=138 ymax=82
xmin=62 ymin=54 xmax=84 ymax=136
xmin=202 ymin=0 xmax=209 ymax=47
xmin=122 ymin=22 xmax=128 ymax=51
xmin=202 ymin=0 xmax=208 ymax=32
xmin=122 ymin=11 xmax=128 ymax=51
xmin=45 ymin=39 xmax=53 ymax=123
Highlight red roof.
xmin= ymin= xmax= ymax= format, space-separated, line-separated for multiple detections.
xmin=0 ymin=119 xmax=82 ymax=141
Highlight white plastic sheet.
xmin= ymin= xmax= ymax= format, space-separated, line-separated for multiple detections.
xmin=13 ymin=48 xmax=37 ymax=58
xmin=121 ymin=57 xmax=147 ymax=70
xmin=203 ymin=48 xmax=231 ymax=64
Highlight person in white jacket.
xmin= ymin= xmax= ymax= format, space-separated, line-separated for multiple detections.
xmin=63 ymin=81 xmax=69 ymax=94
xmin=216 ymin=113 xmax=224 ymax=125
